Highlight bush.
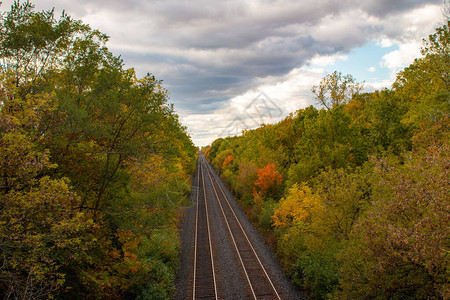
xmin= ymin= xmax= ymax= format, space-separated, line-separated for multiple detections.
xmin=292 ymin=251 xmax=339 ymax=300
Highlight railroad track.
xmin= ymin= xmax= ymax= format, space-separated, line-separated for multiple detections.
xmin=193 ymin=158 xmax=218 ymax=299
xmin=192 ymin=153 xmax=282 ymax=300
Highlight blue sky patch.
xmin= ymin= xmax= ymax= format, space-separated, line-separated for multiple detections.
xmin=315 ymin=42 xmax=398 ymax=83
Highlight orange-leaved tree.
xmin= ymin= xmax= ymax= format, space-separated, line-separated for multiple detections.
xmin=222 ymin=154 xmax=234 ymax=170
xmin=253 ymin=163 xmax=283 ymax=201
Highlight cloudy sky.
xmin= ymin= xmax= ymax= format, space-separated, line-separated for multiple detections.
xmin=1 ymin=0 xmax=445 ymax=146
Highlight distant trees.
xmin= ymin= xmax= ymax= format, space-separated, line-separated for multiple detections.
xmin=0 ymin=1 xmax=196 ymax=298
xmin=312 ymin=71 xmax=363 ymax=110
xmin=206 ymin=21 xmax=449 ymax=299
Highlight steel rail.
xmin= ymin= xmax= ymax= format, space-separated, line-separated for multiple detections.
xmin=202 ymin=156 xmax=257 ymax=300
xmin=193 ymin=157 xmax=218 ymax=300
xmin=204 ymin=157 xmax=282 ymax=300
xmin=192 ymin=159 xmax=200 ymax=299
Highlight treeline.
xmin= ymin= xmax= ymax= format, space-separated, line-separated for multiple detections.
xmin=0 ymin=1 xmax=196 ymax=299
xmin=206 ymin=21 xmax=449 ymax=299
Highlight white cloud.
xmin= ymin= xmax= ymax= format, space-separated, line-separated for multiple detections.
xmin=378 ymin=38 xmax=394 ymax=48
xmin=0 ymin=0 xmax=444 ymax=146
xmin=381 ymin=42 xmax=421 ymax=71
xmin=368 ymin=66 xmax=376 ymax=72
xmin=364 ymin=79 xmax=395 ymax=92
xmin=311 ymin=8 xmax=380 ymax=49
xmin=379 ymin=4 xmax=442 ymax=76
xmin=185 ymin=67 xmax=325 ymax=146
xmin=307 ymin=54 xmax=348 ymax=67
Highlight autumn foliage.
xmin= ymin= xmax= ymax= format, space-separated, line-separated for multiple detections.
xmin=222 ymin=154 xmax=234 ymax=170
xmin=254 ymin=163 xmax=283 ymax=196
xmin=272 ymin=183 xmax=321 ymax=229
xmin=207 ymin=20 xmax=450 ymax=299
xmin=0 ymin=2 xmax=196 ymax=298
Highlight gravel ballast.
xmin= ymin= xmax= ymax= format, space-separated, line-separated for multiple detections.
xmin=174 ymin=156 xmax=308 ymax=299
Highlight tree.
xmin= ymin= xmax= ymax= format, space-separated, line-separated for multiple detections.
xmin=234 ymin=159 xmax=258 ymax=202
xmin=0 ymin=1 xmax=92 ymax=87
xmin=0 ymin=74 xmax=96 ymax=298
xmin=421 ymin=20 xmax=450 ymax=90
xmin=0 ymin=2 xmax=196 ymax=298
xmin=337 ymin=143 xmax=450 ymax=299
xmin=312 ymin=71 xmax=363 ymax=110
xmin=394 ymin=21 xmax=450 ymax=128
xmin=272 ymin=183 xmax=322 ymax=229
xmin=254 ymin=163 xmax=283 ymax=199
xmin=445 ymin=0 xmax=450 ymax=21
xmin=311 ymin=168 xmax=370 ymax=242
xmin=365 ymin=90 xmax=412 ymax=155
xmin=222 ymin=154 xmax=234 ymax=170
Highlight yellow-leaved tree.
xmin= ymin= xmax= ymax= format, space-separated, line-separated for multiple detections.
xmin=272 ymin=183 xmax=322 ymax=229
xmin=272 ymin=183 xmax=324 ymax=271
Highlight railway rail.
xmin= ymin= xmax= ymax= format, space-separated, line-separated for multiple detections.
xmin=193 ymin=159 xmax=218 ymax=299
xmin=192 ymin=153 xmax=282 ymax=300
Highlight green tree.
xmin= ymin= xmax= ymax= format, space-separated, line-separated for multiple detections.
xmin=312 ymin=71 xmax=363 ymax=110
xmin=394 ymin=21 xmax=450 ymax=128
xmin=0 ymin=1 xmax=91 ymax=87
xmin=365 ymin=90 xmax=412 ymax=155
xmin=0 ymin=74 xmax=96 ymax=298
xmin=337 ymin=142 xmax=449 ymax=299
xmin=0 ymin=1 xmax=196 ymax=298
